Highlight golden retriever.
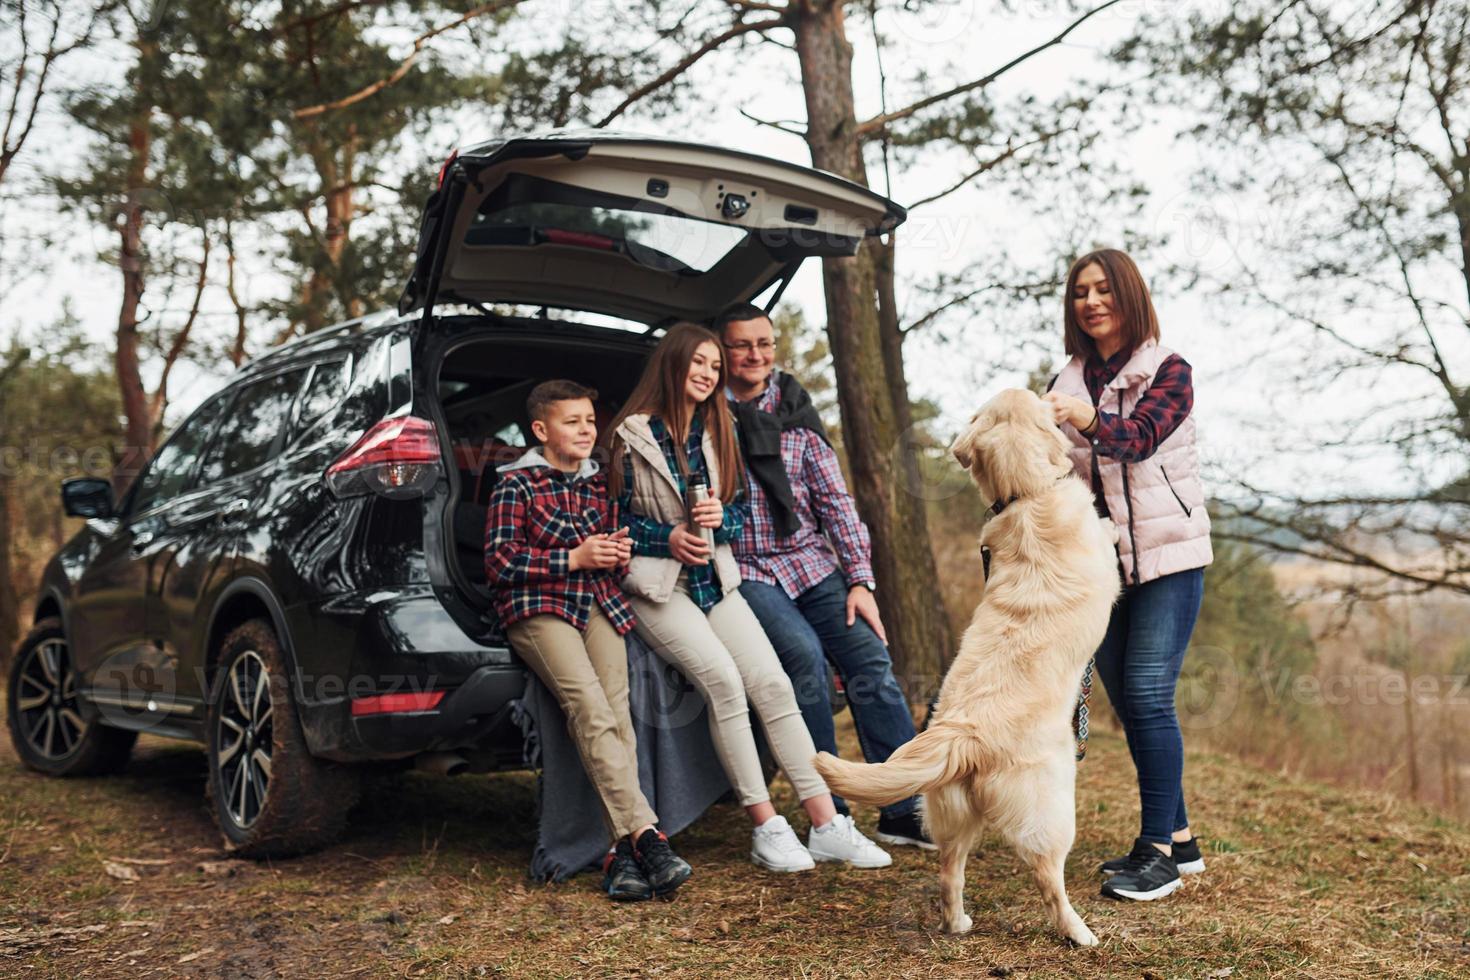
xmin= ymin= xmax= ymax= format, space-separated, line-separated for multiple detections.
xmin=813 ymin=388 xmax=1119 ymax=947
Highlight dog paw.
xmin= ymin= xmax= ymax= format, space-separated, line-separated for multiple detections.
xmin=1098 ymin=517 xmax=1120 ymax=545
xmin=943 ymin=914 xmax=973 ymax=936
xmin=1066 ymin=925 xmax=1099 ymax=948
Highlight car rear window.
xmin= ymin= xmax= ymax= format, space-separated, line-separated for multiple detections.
xmin=292 ymin=358 xmax=349 ymax=441
xmin=464 ymin=191 xmax=748 ymax=274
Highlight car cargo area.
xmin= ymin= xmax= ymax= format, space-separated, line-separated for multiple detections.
xmin=429 ymin=320 xmax=658 ymax=623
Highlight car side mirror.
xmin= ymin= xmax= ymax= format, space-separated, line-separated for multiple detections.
xmin=62 ymin=478 xmax=115 ymax=519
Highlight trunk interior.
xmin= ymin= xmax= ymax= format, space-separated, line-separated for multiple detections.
xmin=431 ymin=323 xmax=657 ymax=624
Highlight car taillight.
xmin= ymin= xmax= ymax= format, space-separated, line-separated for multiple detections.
xmin=350 ymin=690 xmax=447 ymax=717
xmin=437 ymin=148 xmax=458 ymax=188
xmin=325 ymin=415 xmax=443 ymax=499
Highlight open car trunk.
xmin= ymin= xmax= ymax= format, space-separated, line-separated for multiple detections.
xmin=426 ymin=320 xmax=658 ymax=630
xmin=400 ymin=130 xmax=907 ymax=327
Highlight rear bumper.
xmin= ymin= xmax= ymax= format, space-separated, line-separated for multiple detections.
xmin=304 ymin=662 xmax=529 ymax=764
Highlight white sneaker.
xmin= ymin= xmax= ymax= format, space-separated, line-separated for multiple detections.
xmin=751 ymin=815 xmax=816 ymax=872
xmin=807 ymin=814 xmax=893 ymax=868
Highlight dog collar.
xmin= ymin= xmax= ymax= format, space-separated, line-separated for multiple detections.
xmin=988 ymin=472 xmax=1072 ymax=517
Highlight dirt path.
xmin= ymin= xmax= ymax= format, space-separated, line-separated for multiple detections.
xmin=2 ymin=719 xmax=1467 ymax=978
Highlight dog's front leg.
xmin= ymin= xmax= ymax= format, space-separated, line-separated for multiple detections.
xmin=938 ymin=841 xmax=973 ymax=935
xmin=1029 ymin=852 xmax=1098 ymax=948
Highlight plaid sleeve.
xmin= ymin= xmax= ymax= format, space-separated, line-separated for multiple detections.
xmin=484 ymin=475 xmax=571 ymax=585
xmin=712 ymin=488 xmax=746 ymax=544
xmin=803 ymin=431 xmax=875 ymax=588
xmin=618 ymin=450 xmax=674 ymax=558
xmin=1093 ymin=355 xmax=1193 ymax=463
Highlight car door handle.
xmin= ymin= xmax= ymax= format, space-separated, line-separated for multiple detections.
xmin=220 ymin=499 xmax=250 ymax=518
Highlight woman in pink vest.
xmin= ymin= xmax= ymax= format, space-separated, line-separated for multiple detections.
xmin=1042 ymin=249 xmax=1213 ymax=903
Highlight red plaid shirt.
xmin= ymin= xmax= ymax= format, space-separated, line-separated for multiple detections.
xmin=730 ymin=373 xmax=876 ymax=598
xmin=1084 ymin=350 xmax=1194 ymax=462
xmin=484 ymin=455 xmax=635 ymax=635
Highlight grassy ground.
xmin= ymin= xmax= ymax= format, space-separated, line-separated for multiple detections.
xmin=1 ymin=710 xmax=1468 ymax=979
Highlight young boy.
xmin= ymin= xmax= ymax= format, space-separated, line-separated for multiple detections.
xmin=485 ymin=379 xmax=692 ymax=901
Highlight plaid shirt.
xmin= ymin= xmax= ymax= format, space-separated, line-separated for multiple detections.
xmin=730 ymin=373 xmax=876 ymax=599
xmin=1085 ymin=350 xmax=1194 ymax=463
xmin=484 ymin=456 xmax=635 ymax=635
xmin=618 ymin=412 xmax=745 ymax=613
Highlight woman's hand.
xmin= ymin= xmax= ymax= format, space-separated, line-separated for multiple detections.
xmin=1041 ymin=391 xmax=1097 ymax=432
xmin=669 ymin=523 xmax=712 ymax=565
xmin=690 ymin=496 xmax=723 ymax=529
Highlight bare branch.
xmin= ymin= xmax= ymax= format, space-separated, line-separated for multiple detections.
xmin=719 ymin=0 xmax=787 ymax=12
xmin=1 ymin=0 xmax=107 ymax=186
xmin=149 ymin=234 xmax=211 ymax=427
xmin=594 ymin=15 xmax=787 ymax=128
xmin=292 ymin=0 xmax=527 ymax=120
xmin=906 ymin=131 xmax=1063 ymax=209
xmin=737 ymin=106 xmax=805 ymax=137
xmin=855 ymin=0 xmax=1128 ymax=140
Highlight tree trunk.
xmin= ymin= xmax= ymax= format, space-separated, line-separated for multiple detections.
xmin=792 ymin=1 xmax=956 ymax=699
xmin=0 ymin=472 xmax=18 ymax=656
xmin=114 ymin=54 xmax=155 ymax=492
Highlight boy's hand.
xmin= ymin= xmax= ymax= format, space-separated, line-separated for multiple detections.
xmin=569 ymin=532 xmax=628 ymax=571
xmin=690 ymin=497 xmax=723 ymax=529
xmin=669 ymin=523 xmax=712 ymax=566
xmin=608 ymin=526 xmax=633 ymax=563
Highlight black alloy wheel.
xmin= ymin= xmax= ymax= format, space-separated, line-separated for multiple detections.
xmin=206 ymin=618 xmax=359 ymax=858
xmin=214 ymin=648 xmax=274 ymax=830
xmin=6 ymin=618 xmax=136 ymax=776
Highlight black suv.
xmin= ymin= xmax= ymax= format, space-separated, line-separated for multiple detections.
xmin=5 ymin=131 xmax=905 ymax=857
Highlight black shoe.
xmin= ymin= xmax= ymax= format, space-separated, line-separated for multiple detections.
xmin=1100 ymin=838 xmax=1183 ymax=901
xmin=1100 ymin=836 xmax=1205 ymax=876
xmin=875 ymin=810 xmax=937 ymax=851
xmin=634 ymin=828 xmax=692 ymax=896
xmin=601 ymin=839 xmax=652 ymax=902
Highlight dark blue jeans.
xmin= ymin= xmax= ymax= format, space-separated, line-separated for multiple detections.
xmin=1093 ymin=567 xmax=1205 ymax=845
xmin=739 ymin=573 xmax=918 ymax=819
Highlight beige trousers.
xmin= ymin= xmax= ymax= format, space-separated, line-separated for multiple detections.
xmin=506 ymin=608 xmax=658 ymax=841
xmin=630 ymin=582 xmax=829 ymax=807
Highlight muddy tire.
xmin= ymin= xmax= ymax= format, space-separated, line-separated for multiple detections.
xmin=6 ymin=618 xmax=137 ymax=776
xmin=206 ymin=618 xmax=359 ymax=858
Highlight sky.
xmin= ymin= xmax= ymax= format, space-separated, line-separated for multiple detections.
xmin=3 ymin=0 xmax=1465 ymax=502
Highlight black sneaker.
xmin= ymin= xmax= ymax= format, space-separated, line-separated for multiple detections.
xmin=1100 ymin=836 xmax=1205 ymax=876
xmin=634 ymin=828 xmax=693 ymax=896
xmin=601 ymin=839 xmax=652 ymax=902
xmin=875 ymin=810 xmax=937 ymax=851
xmin=1100 ymin=838 xmax=1183 ymax=901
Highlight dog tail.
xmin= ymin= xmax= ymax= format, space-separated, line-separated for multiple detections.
xmin=813 ymin=722 xmax=989 ymax=806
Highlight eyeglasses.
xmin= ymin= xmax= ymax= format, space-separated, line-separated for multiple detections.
xmin=723 ymin=340 xmax=775 ymax=355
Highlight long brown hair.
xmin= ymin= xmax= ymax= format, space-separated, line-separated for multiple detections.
xmin=606 ymin=322 xmax=744 ymax=505
xmin=1062 ymin=249 xmax=1161 ymax=359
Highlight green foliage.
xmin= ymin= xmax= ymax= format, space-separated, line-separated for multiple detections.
xmin=0 ymin=307 xmax=124 ymax=625
xmin=770 ymin=305 xmax=838 ymax=428
xmin=1186 ymin=534 xmax=1321 ymax=727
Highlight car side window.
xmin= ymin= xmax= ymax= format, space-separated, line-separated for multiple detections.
xmin=291 ymin=358 xmax=349 ymax=443
xmin=197 ymin=370 xmax=307 ymax=486
xmin=129 ymin=395 xmax=230 ymax=517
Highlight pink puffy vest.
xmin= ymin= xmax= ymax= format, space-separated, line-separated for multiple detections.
xmin=1052 ymin=342 xmax=1213 ymax=585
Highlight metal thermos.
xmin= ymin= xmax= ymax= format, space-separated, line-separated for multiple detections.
xmin=686 ymin=473 xmax=717 ymax=553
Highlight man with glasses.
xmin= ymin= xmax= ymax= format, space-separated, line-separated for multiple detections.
xmin=715 ymin=304 xmax=930 ymax=850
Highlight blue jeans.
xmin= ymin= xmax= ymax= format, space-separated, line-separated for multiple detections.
xmin=1093 ymin=567 xmax=1205 ymax=845
xmin=739 ymin=573 xmax=918 ymax=819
